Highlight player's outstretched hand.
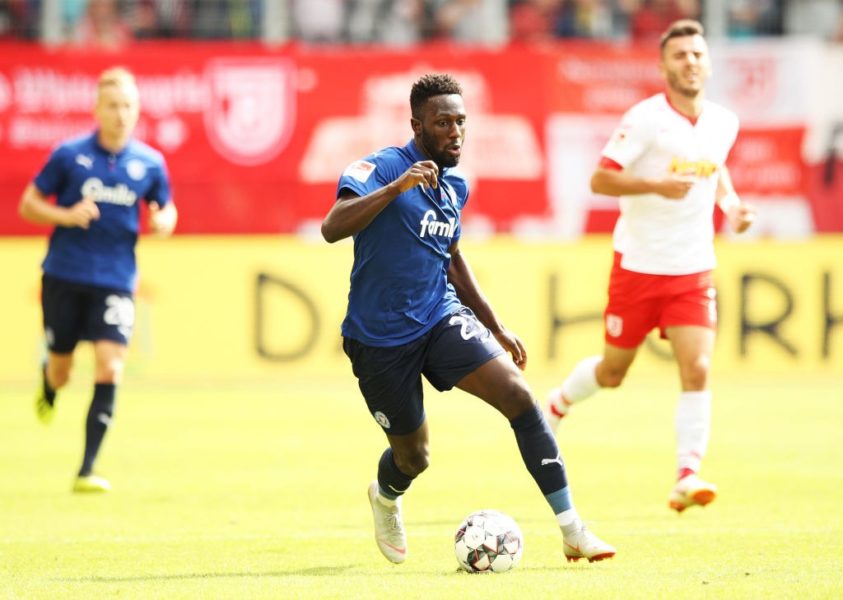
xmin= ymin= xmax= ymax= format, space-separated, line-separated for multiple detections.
xmin=494 ymin=329 xmax=528 ymax=371
xmin=657 ymin=175 xmax=696 ymax=199
xmin=726 ymin=203 xmax=755 ymax=233
xmin=65 ymin=197 xmax=100 ymax=229
xmin=395 ymin=160 xmax=439 ymax=194
xmin=148 ymin=202 xmax=177 ymax=236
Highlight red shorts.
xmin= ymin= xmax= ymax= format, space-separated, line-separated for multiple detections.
xmin=604 ymin=252 xmax=716 ymax=349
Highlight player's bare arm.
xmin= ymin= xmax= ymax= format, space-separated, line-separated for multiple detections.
xmin=446 ymin=241 xmax=527 ymax=369
xmin=591 ymin=166 xmax=695 ymax=199
xmin=148 ymin=201 xmax=178 ymax=236
xmin=19 ymin=183 xmax=100 ymax=229
xmin=716 ymin=165 xmax=755 ymax=233
xmin=321 ymin=160 xmax=440 ymax=243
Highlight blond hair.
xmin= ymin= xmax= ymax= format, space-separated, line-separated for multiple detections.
xmin=97 ymin=67 xmax=137 ymax=91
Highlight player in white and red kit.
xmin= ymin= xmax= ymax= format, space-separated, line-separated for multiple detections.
xmin=544 ymin=20 xmax=755 ymax=512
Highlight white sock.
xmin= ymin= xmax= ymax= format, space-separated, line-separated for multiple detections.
xmin=556 ymin=508 xmax=582 ymax=537
xmin=376 ymin=490 xmax=398 ymax=507
xmin=675 ymin=390 xmax=712 ymax=475
xmin=559 ymin=355 xmax=602 ymax=405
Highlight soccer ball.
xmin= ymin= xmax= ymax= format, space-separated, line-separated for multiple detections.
xmin=454 ymin=509 xmax=523 ymax=573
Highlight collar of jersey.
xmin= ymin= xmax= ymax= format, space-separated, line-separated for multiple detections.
xmin=661 ymin=92 xmax=702 ymax=127
xmin=91 ymin=130 xmax=132 ymax=157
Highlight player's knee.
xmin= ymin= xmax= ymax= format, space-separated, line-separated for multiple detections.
xmin=511 ymin=380 xmax=534 ymax=411
xmin=598 ymin=366 xmax=627 ymax=388
xmin=495 ymin=376 xmax=534 ymax=419
xmin=96 ymin=358 xmax=125 ymax=384
xmin=50 ymin=369 xmax=71 ymax=389
xmin=47 ymin=361 xmax=72 ymax=389
xmin=681 ymin=356 xmax=710 ymax=389
xmin=395 ymin=447 xmax=430 ymax=478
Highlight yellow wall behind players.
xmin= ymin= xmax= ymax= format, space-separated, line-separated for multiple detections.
xmin=1 ymin=236 xmax=841 ymax=383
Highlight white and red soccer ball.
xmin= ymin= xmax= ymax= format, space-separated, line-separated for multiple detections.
xmin=454 ymin=510 xmax=523 ymax=573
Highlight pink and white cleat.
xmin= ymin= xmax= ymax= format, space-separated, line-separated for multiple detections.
xmin=367 ymin=481 xmax=408 ymax=563
xmin=668 ymin=474 xmax=717 ymax=513
xmin=563 ymin=525 xmax=616 ymax=563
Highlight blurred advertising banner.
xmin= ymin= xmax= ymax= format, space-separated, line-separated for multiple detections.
xmin=0 ymin=40 xmax=840 ymax=235
xmin=1 ymin=236 xmax=841 ymax=382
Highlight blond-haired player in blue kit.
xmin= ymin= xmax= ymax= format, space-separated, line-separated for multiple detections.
xmin=19 ymin=67 xmax=177 ymax=493
xmin=323 ymin=73 xmax=615 ymax=565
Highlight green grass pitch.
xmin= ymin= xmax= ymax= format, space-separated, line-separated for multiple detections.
xmin=1 ymin=370 xmax=841 ymax=599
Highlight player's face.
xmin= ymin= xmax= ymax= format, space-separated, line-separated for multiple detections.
xmin=660 ymin=34 xmax=711 ymax=97
xmin=413 ymin=94 xmax=466 ymax=169
xmin=94 ymin=81 xmax=140 ymax=144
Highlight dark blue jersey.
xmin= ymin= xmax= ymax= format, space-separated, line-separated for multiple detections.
xmin=336 ymin=139 xmax=468 ymax=346
xmin=33 ymin=131 xmax=172 ymax=292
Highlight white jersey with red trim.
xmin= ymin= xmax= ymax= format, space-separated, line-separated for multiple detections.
xmin=601 ymin=93 xmax=739 ymax=275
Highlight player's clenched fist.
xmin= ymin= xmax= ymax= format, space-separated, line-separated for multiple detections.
xmin=64 ymin=197 xmax=100 ymax=229
xmin=657 ymin=175 xmax=696 ymax=199
xmin=726 ymin=203 xmax=755 ymax=234
xmin=395 ymin=160 xmax=439 ymax=193
xmin=148 ymin=201 xmax=177 ymax=236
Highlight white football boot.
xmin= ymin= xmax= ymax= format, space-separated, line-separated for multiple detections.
xmin=544 ymin=388 xmax=573 ymax=432
xmin=668 ymin=474 xmax=717 ymax=513
xmin=563 ymin=525 xmax=616 ymax=563
xmin=367 ymin=481 xmax=407 ymax=564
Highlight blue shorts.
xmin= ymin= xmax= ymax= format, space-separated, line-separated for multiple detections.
xmin=343 ymin=306 xmax=505 ymax=436
xmin=41 ymin=274 xmax=134 ymax=353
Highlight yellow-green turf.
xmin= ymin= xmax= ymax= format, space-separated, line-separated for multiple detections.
xmin=1 ymin=370 xmax=841 ymax=599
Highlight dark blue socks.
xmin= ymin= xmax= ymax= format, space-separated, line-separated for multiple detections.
xmin=42 ymin=364 xmax=56 ymax=405
xmin=79 ymin=383 xmax=116 ymax=477
xmin=377 ymin=448 xmax=415 ymax=500
xmin=510 ymin=404 xmax=573 ymax=513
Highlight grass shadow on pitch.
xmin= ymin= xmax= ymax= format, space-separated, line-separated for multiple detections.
xmin=53 ymin=565 xmax=357 ymax=583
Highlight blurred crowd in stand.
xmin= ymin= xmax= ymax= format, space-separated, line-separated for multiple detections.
xmin=1 ymin=0 xmax=842 ymax=45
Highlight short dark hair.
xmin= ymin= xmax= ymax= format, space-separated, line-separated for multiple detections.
xmin=410 ymin=74 xmax=463 ymax=119
xmin=659 ymin=19 xmax=704 ymax=50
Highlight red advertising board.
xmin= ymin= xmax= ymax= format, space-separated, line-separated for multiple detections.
xmin=0 ymin=40 xmax=836 ymax=235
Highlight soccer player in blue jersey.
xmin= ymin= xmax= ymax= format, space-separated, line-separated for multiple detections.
xmin=322 ymin=73 xmax=615 ymax=565
xmin=19 ymin=67 xmax=177 ymax=493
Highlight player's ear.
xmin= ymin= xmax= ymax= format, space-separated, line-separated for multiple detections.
xmin=410 ymin=117 xmax=422 ymax=136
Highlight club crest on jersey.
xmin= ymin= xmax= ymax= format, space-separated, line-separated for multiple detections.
xmin=81 ymin=177 xmax=137 ymax=206
xmin=419 ymin=210 xmax=456 ymax=239
xmin=606 ymin=313 xmax=623 ymax=338
xmin=126 ymin=159 xmax=147 ymax=181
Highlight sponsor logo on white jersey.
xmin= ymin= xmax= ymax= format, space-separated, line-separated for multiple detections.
xmin=419 ymin=209 xmax=456 ymax=239
xmin=343 ymin=160 xmax=376 ymax=183
xmin=81 ymin=177 xmax=137 ymax=206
